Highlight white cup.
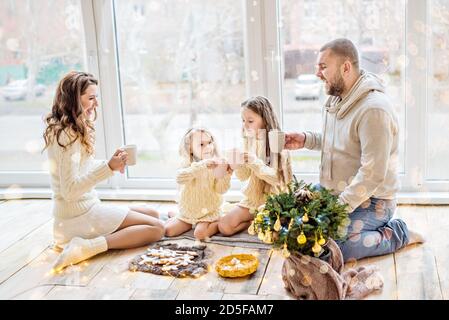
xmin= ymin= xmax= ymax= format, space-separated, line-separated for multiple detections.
xmin=268 ymin=130 xmax=286 ymax=153
xmin=213 ymin=162 xmax=228 ymax=179
xmin=122 ymin=144 xmax=137 ymax=166
xmin=226 ymin=148 xmax=244 ymax=170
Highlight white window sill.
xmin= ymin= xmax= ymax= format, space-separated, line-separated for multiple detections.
xmin=1 ymin=188 xmax=449 ymax=204
xmin=0 ymin=188 xmax=242 ymax=202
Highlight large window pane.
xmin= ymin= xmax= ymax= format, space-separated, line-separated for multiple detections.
xmin=427 ymin=0 xmax=449 ymax=180
xmin=114 ymin=0 xmax=246 ymax=179
xmin=0 ymin=0 xmax=87 ymax=172
xmin=280 ymin=0 xmax=406 ymax=174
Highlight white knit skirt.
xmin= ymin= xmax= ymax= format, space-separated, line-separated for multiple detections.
xmin=53 ymin=203 xmax=129 ymax=245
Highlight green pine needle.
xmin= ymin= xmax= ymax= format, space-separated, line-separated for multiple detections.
xmin=253 ymin=176 xmax=350 ymax=257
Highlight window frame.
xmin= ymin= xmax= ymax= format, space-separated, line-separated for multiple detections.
xmin=271 ymin=0 xmax=449 ymax=193
xmin=94 ymin=0 xmax=260 ymax=190
xmin=0 ymin=0 xmax=108 ymax=188
xmin=2 ymin=0 xmax=449 ymax=194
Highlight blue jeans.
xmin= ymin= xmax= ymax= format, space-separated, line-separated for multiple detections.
xmin=312 ymin=184 xmax=409 ymax=261
xmin=337 ymin=198 xmax=409 ymax=261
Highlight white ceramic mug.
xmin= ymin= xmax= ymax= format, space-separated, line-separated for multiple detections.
xmin=213 ymin=162 xmax=228 ymax=179
xmin=226 ymin=148 xmax=244 ymax=169
xmin=122 ymin=144 xmax=137 ymax=166
xmin=268 ymin=130 xmax=286 ymax=153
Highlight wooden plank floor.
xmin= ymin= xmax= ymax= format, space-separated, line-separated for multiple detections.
xmin=0 ymin=199 xmax=446 ymax=300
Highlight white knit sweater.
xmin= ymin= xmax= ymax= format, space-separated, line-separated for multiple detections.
xmin=47 ymin=130 xmax=114 ymax=219
xmin=235 ymin=137 xmax=282 ymax=210
xmin=176 ymin=160 xmax=231 ymax=224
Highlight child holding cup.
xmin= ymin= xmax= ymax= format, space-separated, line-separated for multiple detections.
xmin=165 ymin=127 xmax=232 ymax=240
xmin=218 ymin=96 xmax=293 ymax=236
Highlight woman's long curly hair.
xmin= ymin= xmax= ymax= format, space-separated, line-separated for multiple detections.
xmin=42 ymin=71 xmax=98 ymax=155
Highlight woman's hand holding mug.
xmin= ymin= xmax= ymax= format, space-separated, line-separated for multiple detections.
xmin=108 ymin=149 xmax=128 ymax=174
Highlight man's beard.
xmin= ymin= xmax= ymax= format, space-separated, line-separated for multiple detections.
xmin=325 ymin=73 xmax=345 ymax=97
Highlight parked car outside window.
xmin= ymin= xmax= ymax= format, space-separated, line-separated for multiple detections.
xmin=1 ymin=79 xmax=46 ymax=101
xmin=294 ymin=74 xmax=322 ymax=100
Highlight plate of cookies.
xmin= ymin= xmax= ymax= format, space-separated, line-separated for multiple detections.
xmin=129 ymin=243 xmax=209 ymax=278
xmin=215 ymin=253 xmax=259 ymax=278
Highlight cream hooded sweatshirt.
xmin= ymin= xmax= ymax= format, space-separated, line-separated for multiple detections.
xmin=304 ymin=70 xmax=400 ymax=213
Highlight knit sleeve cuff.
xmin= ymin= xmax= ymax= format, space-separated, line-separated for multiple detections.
xmin=303 ymin=131 xmax=316 ymax=150
xmin=338 ymin=195 xmax=354 ymax=213
xmin=192 ymin=160 xmax=209 ymax=170
xmin=246 ymin=158 xmax=265 ymax=171
xmin=91 ymin=161 xmax=114 ymax=182
xmin=189 ymin=160 xmax=209 ymax=175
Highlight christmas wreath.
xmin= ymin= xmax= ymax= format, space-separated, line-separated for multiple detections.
xmin=248 ymin=177 xmax=351 ymax=258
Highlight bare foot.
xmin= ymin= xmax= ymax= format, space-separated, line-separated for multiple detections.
xmin=52 ymin=243 xmax=64 ymax=253
xmin=168 ymin=211 xmax=177 ymax=218
xmin=407 ymin=229 xmax=426 ymax=245
xmin=160 ymin=211 xmax=177 ymax=222
xmin=165 ymin=216 xmax=176 ymax=224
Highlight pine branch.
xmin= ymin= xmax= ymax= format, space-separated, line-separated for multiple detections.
xmin=252 ymin=179 xmax=350 ymax=257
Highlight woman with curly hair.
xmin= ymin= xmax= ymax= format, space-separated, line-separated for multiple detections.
xmin=43 ymin=71 xmax=164 ymax=272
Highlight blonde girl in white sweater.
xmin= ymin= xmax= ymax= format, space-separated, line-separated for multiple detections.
xmin=43 ymin=71 xmax=164 ymax=272
xmin=165 ymin=128 xmax=232 ymax=240
xmin=218 ymin=96 xmax=293 ymax=236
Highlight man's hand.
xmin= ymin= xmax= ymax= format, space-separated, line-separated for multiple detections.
xmin=284 ymin=132 xmax=306 ymax=150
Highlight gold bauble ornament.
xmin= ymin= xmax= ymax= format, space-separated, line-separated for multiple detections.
xmin=282 ymin=243 xmax=290 ymax=258
xmin=248 ymin=221 xmax=256 ymax=235
xmin=297 ymin=232 xmax=307 ymax=244
xmin=302 ymin=213 xmax=309 ymax=223
xmin=274 ymin=217 xmax=281 ymax=232
xmin=312 ymin=242 xmax=322 ymax=254
xmin=263 ymin=230 xmax=273 ymax=244
xmin=318 ymin=237 xmax=326 ymax=246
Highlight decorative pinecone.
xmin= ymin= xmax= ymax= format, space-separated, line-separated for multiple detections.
xmin=294 ymin=189 xmax=314 ymax=203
